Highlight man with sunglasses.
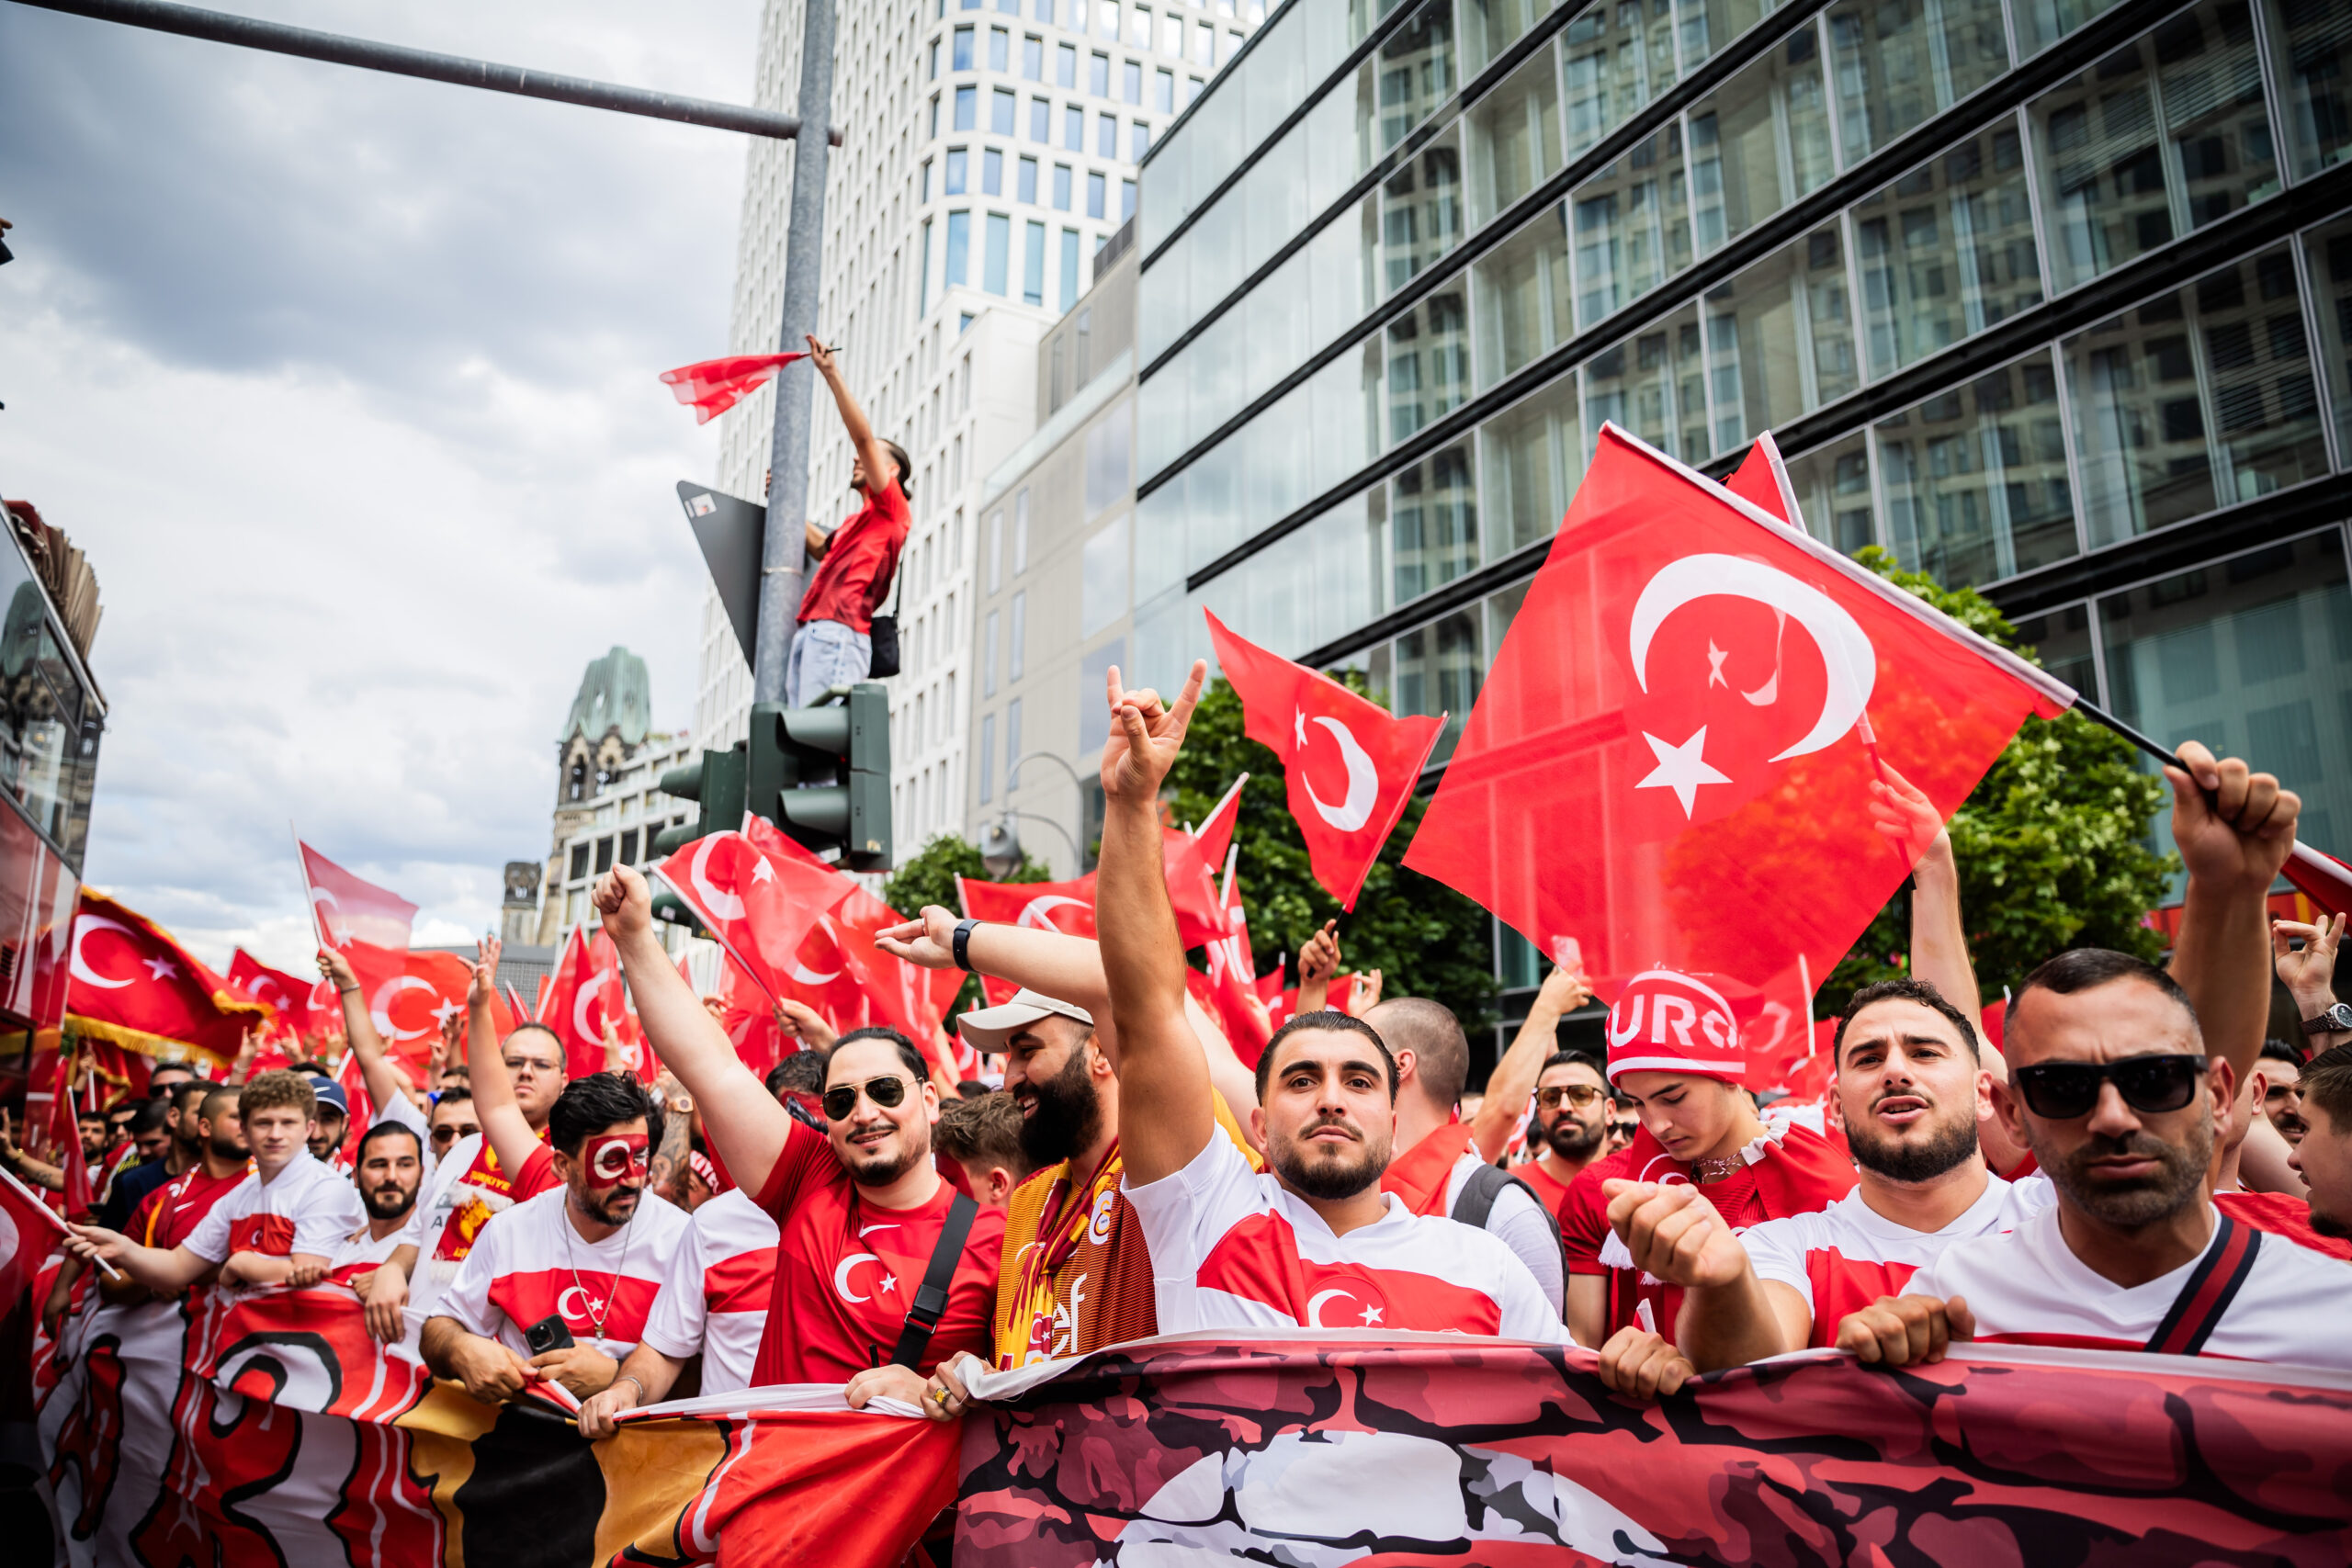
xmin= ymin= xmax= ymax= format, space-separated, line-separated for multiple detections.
xmin=1512 ymin=1052 xmax=1612 ymax=1225
xmin=578 ymin=865 xmax=1005 ymax=1430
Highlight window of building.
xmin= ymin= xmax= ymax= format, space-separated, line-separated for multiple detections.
xmin=1064 ymin=103 xmax=1085 ymax=149
xmin=1572 ymin=123 xmax=1692 ymax=330
xmin=1084 ymin=396 xmax=1132 ymax=515
xmin=1385 ymin=284 xmax=1469 ymax=443
xmin=1465 ymin=48 xmax=1563 ymax=231
xmin=1876 ymin=350 xmax=2077 ymax=588
xmin=1389 ymin=441 xmax=1478 ymax=606
xmin=1473 ymin=203 xmax=1568 ymax=390
xmin=1828 ymin=0 xmax=2011 ymax=164
xmin=945 ymin=146 xmax=969 ymax=194
xmin=1090 ymin=50 xmax=1111 ymax=96
xmin=1121 ymin=177 xmax=1136 ymax=220
xmin=1194 ymin=18 xmax=1214 ymax=65
xmin=1479 ymin=375 xmax=1583 ymax=560
xmin=1123 ymin=58 xmax=1143 ymax=103
xmin=1010 ymin=592 xmax=1027 ymax=678
xmin=1394 ymin=605 xmax=1482 ymax=764
xmin=1187 ymin=74 xmax=1204 ymax=106
xmin=988 ymin=509 xmax=1004 ymax=591
xmin=1029 ymin=96 xmax=1050 ymax=141
xmin=979 ymin=711 xmax=996 ymax=802
xmin=989 ymin=25 xmax=1010 ymax=70
xmin=1560 ymin=0 xmax=1679 ymax=157
xmin=929 ymin=37 xmax=942 ymax=79
xmin=960 ymin=310 xmax=977 ymax=332
xmin=1093 ymin=111 xmax=1115 ymax=158
xmin=1159 ymin=10 xmax=1181 ymax=54
xmin=1382 ymin=126 xmax=1464 ymax=296
xmin=1365 ymin=0 xmax=1454 ymax=153
xmin=1023 ymin=32 xmax=1044 ymax=78
xmin=1024 ymin=218 xmax=1047 ymax=303
xmin=1006 ymin=696 xmax=1024 ymax=789
xmin=1689 ymin=30 xmax=1833 ymax=258
xmin=2267 ymin=0 xmax=2352 ymax=177
xmin=617 ymin=827 xmax=639 ymax=866
xmin=1582 ymin=305 xmax=1707 ymax=460
xmin=1062 ymin=225 xmax=1083 ymax=306
xmin=1014 ymin=489 xmax=1031 ymax=572
xmin=568 ymin=840 xmax=591 ymax=879
xmin=1057 ymin=39 xmax=1078 ymax=85
xmin=1016 ymin=153 xmax=1040 ymax=204
xmin=985 ymin=212 xmax=1012 ymax=294
xmin=1777 ymin=434 xmax=1876 ymax=556
xmin=930 ymin=94 xmax=941 ymax=136
xmin=993 ymin=85 xmax=1018 ymax=133
xmin=983 ymin=147 xmax=1003 ymax=194
xmin=1053 ymin=162 xmax=1074 ymax=209
xmin=1126 ymin=3 xmax=1149 ymax=47
xmin=945 ymin=209 xmax=971 ymax=285
xmin=1854 ymin=124 xmax=2043 ymax=380
xmin=1087 ymin=169 xmax=1108 ymax=218
xmin=953 ymin=24 xmax=975 ymax=69
xmin=955 ymin=84 xmax=978 ymax=129
xmin=1701 ymin=225 xmax=1860 ymax=457
xmin=1082 ymin=513 xmax=1132 ymax=637
xmin=919 ymin=217 xmax=933 ymax=313
xmin=1129 ymin=121 xmax=1149 ymax=161
xmin=1155 ymin=66 xmax=1174 ymax=112
xmin=594 ymin=836 xmax=616 ymax=874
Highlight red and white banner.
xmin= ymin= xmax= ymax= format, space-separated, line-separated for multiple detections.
xmin=297 ymin=841 xmax=418 ymax=1022
xmin=225 ymin=949 xmax=314 ymax=1038
xmin=540 ymin=923 xmax=631 ymax=1081
xmin=650 ymin=829 xmax=851 ymax=1018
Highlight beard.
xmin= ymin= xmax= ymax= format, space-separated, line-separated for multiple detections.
xmin=579 ymin=1183 xmax=643 ymax=1226
xmin=1543 ymin=1113 xmax=1607 ymax=1162
xmin=1270 ymin=1118 xmax=1391 ymax=1201
xmin=1848 ymin=1096 xmax=1980 ymax=1183
xmin=208 ymin=1134 xmax=247 ymax=1161
xmin=362 ymin=1180 xmax=416 ymax=1221
xmin=1017 ymin=1046 xmax=1104 ymax=1169
xmin=2040 ymin=1118 xmax=2211 ymax=1229
xmin=842 ymin=1127 xmax=925 ymax=1190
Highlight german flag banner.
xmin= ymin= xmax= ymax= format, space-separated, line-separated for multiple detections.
xmin=954 ymin=1332 xmax=2352 ymax=1565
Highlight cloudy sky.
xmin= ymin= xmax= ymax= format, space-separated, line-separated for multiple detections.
xmin=0 ymin=0 xmax=766 ymax=971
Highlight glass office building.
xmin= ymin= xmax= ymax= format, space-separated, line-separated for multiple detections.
xmin=1129 ymin=0 xmax=2352 ymax=1045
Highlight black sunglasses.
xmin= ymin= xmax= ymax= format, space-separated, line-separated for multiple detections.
xmin=821 ymin=1075 xmax=912 ymax=1122
xmin=2012 ymin=1054 xmax=2208 ymax=1121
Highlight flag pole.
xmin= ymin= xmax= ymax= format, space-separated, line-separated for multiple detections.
xmin=289 ymin=821 xmax=330 ymax=951
xmin=2072 ymin=700 xmax=2179 ymax=773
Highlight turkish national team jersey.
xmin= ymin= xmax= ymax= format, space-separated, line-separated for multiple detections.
xmin=437 ymin=1184 xmax=690 ymax=1360
xmin=133 ymin=1165 xmax=247 ymax=1252
xmin=1515 ymin=1159 xmax=1577 ymax=1227
xmin=1910 ymin=1202 xmax=2352 ymax=1370
xmin=328 ymin=1224 xmax=410 ymax=1285
xmin=184 ymin=1153 xmax=367 ymax=1264
xmin=639 ymin=1189 xmax=778 ymax=1393
xmin=1124 ymin=1134 xmax=1576 ymax=1342
xmin=1740 ymin=1176 xmax=2051 ymax=1347
xmin=2212 ymin=1189 xmax=2352 ymax=1261
xmin=749 ymin=1118 xmax=1007 ymax=1386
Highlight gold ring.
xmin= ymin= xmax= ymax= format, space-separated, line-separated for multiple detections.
xmin=932 ymin=1386 xmax=952 ymax=1406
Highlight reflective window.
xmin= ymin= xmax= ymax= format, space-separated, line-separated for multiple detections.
xmin=1875 ymin=351 xmax=2077 ymax=587
xmin=979 ymin=711 xmax=996 ymax=802
xmin=2100 ymin=533 xmax=2352 ymax=888
xmin=1382 ymin=126 xmax=1464 ymax=294
xmin=1018 ymin=154 xmax=1039 ymax=203
xmin=1082 ymin=515 xmax=1132 ymax=637
xmin=1394 ymin=605 xmax=1484 ymax=762
xmin=0 ymin=558 xmax=87 ymax=855
xmin=1778 ymin=433 xmax=1875 ymax=554
xmin=1308 ymin=337 xmax=1386 ymax=501
xmin=985 ymin=211 xmax=1012 ymax=294
xmin=2266 ymin=0 xmax=2352 ymax=177
xmin=1474 ymin=203 xmax=1571 ymax=390
xmin=1390 ymin=441 xmax=1478 ymax=604
xmin=1583 ymin=305 xmax=1708 ymax=461
xmin=1689 ymin=27 xmax=1834 ymax=255
xmin=946 ymin=147 xmax=969 ymax=194
xmin=1701 ymin=225 xmax=1858 ymax=456
xmin=1573 ymin=124 xmax=1692 ymax=328
xmin=946 ymin=209 xmax=972 ymax=284
xmin=1136 ymin=478 xmax=1188 ymax=604
xmin=1854 ymin=123 xmax=2044 ymax=379
xmin=1461 ymin=0 xmax=1557 ymax=73
xmin=1827 ymin=0 xmax=2010 ymax=164
xmin=1465 ymin=48 xmax=1564 ymax=231
xmin=2031 ymin=1 xmax=2279 ymax=293
xmin=955 ymin=25 xmax=976 ymax=69
xmin=2009 ymin=603 xmax=2098 ymax=696
xmin=1054 ymin=162 xmax=1073 ymax=209
xmin=2065 ymin=246 xmax=2328 ymax=549
xmin=2303 ymin=214 xmax=2352 ymax=463
xmin=1385 ymin=284 xmax=1471 ymax=442
xmin=1562 ymin=0 xmax=1679 ymax=156
xmin=1025 ymin=218 xmax=1046 ymax=303
xmin=1010 ymin=592 xmax=1027 ymax=679
xmin=991 ymin=26 xmax=1011 ymax=70
xmin=984 ymin=147 xmax=1004 ymax=194
xmin=1024 ymin=33 xmax=1045 ymax=78
xmin=2012 ymin=0 xmax=2125 ymax=60
xmin=1058 ymin=40 xmax=1078 ymax=85
xmin=1085 ymin=397 xmax=1135 ymax=515
xmin=1479 ymin=374 xmax=1584 ymax=558
xmin=1366 ymin=0 xmax=1455 ymax=155
xmin=994 ymin=86 xmax=1018 ymax=133
xmin=956 ymin=85 xmax=978 ymax=129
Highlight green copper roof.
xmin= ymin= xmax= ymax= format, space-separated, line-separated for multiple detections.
xmin=561 ymin=646 xmax=651 ymax=748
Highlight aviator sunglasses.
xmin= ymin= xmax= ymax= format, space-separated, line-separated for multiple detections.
xmin=1535 ymin=1084 xmax=1607 ymax=1111
xmin=2011 ymin=1054 xmax=2208 ymax=1120
xmin=821 ymin=1075 xmax=914 ymax=1122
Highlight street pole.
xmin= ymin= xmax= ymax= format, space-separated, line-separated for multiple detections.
xmin=753 ymin=0 xmax=838 ymax=705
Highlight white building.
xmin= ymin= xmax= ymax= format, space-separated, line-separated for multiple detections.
xmin=695 ymin=0 xmax=1262 ymax=862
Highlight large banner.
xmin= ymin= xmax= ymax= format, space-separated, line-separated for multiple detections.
xmin=955 ymin=1333 xmax=2352 ymax=1566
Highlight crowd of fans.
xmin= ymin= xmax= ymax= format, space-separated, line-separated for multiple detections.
xmin=16 ymin=672 xmax=2352 ymax=1489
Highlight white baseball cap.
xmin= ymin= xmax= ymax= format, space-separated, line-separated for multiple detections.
xmin=956 ymin=989 xmax=1094 ymax=1055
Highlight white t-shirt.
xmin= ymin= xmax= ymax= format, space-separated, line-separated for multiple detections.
xmin=435 ymin=1185 xmax=691 ymax=1361
xmin=638 ymin=1189 xmax=779 ymax=1393
xmin=1441 ymin=1150 xmax=1565 ymax=1315
xmin=185 ymin=1153 xmax=367 ymax=1265
xmin=1739 ymin=1176 xmax=2050 ymax=1346
xmin=1123 ymin=1134 xmax=1576 ymax=1343
xmin=1911 ymin=1201 xmax=2352 ymax=1370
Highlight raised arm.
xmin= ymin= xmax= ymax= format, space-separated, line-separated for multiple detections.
xmin=461 ymin=937 xmax=542 ymax=1178
xmin=1472 ymin=963 xmax=1592 ymax=1162
xmin=1095 ymin=660 xmax=1214 ymax=1187
xmin=593 ymin=865 xmax=790 ymax=1192
xmin=2165 ymin=740 xmax=2300 ymax=1089
xmin=2275 ymin=914 xmax=2348 ymax=1051
xmin=320 ymin=945 xmax=416 ymax=1126
xmin=1295 ymin=921 xmax=1339 ymax=1016
xmin=806 ymin=336 xmax=894 ymax=502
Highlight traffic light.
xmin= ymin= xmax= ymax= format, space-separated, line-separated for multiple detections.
xmin=744 ymin=682 xmax=892 ymax=870
xmin=651 ymin=744 xmax=746 ymax=857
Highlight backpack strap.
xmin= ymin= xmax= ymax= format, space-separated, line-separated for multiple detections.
xmin=2143 ymin=1213 xmax=2261 ymax=1358
xmin=890 ymin=1190 xmax=979 ymax=1369
xmin=1453 ymin=1163 xmax=1571 ymax=1322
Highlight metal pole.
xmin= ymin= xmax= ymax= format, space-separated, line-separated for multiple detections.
xmin=752 ymin=0 xmax=837 ymax=705
xmin=11 ymin=0 xmax=842 ymax=144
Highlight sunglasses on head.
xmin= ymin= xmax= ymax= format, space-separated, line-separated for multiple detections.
xmin=2012 ymin=1054 xmax=2208 ymax=1120
xmin=821 ymin=1075 xmax=913 ymax=1122
xmin=1535 ymin=1084 xmax=1605 ymax=1110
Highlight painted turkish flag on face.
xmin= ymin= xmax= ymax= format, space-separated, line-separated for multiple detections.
xmin=1206 ymin=613 xmax=1444 ymax=911
xmin=1405 ymin=424 xmax=2076 ymax=995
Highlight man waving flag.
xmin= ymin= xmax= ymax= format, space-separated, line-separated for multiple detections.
xmin=1404 ymin=423 xmax=2075 ymax=996
xmin=1206 ymin=612 xmax=1443 ymax=910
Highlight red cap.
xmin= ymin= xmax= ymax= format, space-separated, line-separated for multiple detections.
xmin=1605 ymin=969 xmax=1745 ymax=1084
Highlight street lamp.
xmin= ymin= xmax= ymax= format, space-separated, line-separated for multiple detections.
xmin=979 ymin=812 xmax=1079 ymax=878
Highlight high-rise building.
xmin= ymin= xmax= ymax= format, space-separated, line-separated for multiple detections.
xmin=1102 ymin=0 xmax=2351 ymax=1054
xmin=695 ymin=0 xmax=1265 ymax=859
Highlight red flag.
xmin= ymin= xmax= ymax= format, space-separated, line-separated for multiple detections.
xmin=649 ymin=829 xmax=851 ymax=1015
xmin=368 ymin=950 xmax=508 ymax=1079
xmin=1723 ymin=428 xmax=1804 ymax=525
xmin=540 ymin=925 xmax=628 ymax=1080
xmin=297 ymin=840 xmax=418 ymax=1014
xmin=56 ymin=1097 xmax=96 ymax=1219
xmin=334 ymin=1047 xmax=371 ymax=1162
xmin=659 ymin=351 xmax=808 ymax=424
xmin=1208 ymin=612 xmax=1444 ymax=910
xmin=66 ymin=889 xmax=267 ymax=1066
xmin=1188 ymin=773 xmax=1249 ymax=883
xmin=226 ymin=950 xmax=313 ymax=1035
xmin=956 ymin=873 xmax=1098 ymax=1006
xmin=1201 ymin=871 xmax=1272 ymax=1066
xmin=2284 ymin=841 xmax=2352 ymax=919
xmin=718 ymin=952 xmax=793 ymax=1078
xmin=1404 ymin=423 xmax=2075 ymax=995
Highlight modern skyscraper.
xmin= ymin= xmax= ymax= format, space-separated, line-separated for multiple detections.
xmin=695 ymin=0 xmax=1263 ymax=857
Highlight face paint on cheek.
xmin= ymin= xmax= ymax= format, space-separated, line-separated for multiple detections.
xmin=585 ymin=1133 xmax=650 ymax=1190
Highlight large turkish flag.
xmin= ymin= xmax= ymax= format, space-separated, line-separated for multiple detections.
xmin=226 ymin=948 xmax=314 ymax=1036
xmin=1207 ymin=613 xmax=1442 ymax=910
xmin=650 ymin=829 xmax=852 ymax=1019
xmin=542 ymin=923 xmax=629 ymax=1080
xmin=298 ymin=840 xmax=418 ymax=1011
xmin=1405 ymin=424 xmax=2075 ymax=995
xmin=66 ymin=889 xmax=266 ymax=1065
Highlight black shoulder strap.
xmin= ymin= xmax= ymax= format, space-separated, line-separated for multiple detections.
xmin=1454 ymin=1163 xmax=1570 ymax=1318
xmin=2143 ymin=1213 xmax=2262 ymax=1357
xmin=890 ymin=1190 xmax=979 ymax=1369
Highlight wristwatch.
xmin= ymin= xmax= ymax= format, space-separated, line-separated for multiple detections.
xmin=952 ymin=919 xmax=981 ymax=973
xmin=2301 ymin=1002 xmax=2352 ymax=1035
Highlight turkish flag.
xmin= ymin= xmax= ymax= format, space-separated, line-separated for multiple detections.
xmin=1201 ymin=885 xmax=1272 ymax=1065
xmin=1723 ymin=428 xmax=1804 ymax=524
xmin=1208 ymin=613 xmax=1444 ymax=910
xmin=717 ymin=952 xmax=794 ymax=1078
xmin=298 ymin=840 xmax=418 ymax=1011
xmin=369 ymin=950 xmax=511 ymax=1078
xmin=541 ymin=924 xmax=628 ymax=1080
xmin=66 ymin=889 xmax=267 ymax=1065
xmin=649 ymin=829 xmax=851 ymax=1018
xmin=956 ymin=873 xmax=1098 ymax=1006
xmin=226 ymin=949 xmax=313 ymax=1037
xmin=659 ymin=351 xmax=808 ymax=423
xmin=1405 ymin=423 xmax=2075 ymax=995
xmin=2284 ymin=841 xmax=2352 ymax=919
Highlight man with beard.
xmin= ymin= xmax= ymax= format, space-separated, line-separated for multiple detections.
xmin=1593 ymin=978 xmax=2047 ymax=1394
xmin=424 ymin=1071 xmax=690 ymax=1403
xmin=334 ymin=1124 xmax=427 ymax=1341
xmin=2252 ymin=1039 xmax=2308 ymax=1145
xmin=307 ymin=1078 xmax=352 ymax=1167
xmin=1516 ymin=1052 xmax=1613 ymax=1220
xmin=1067 ymin=661 xmax=1573 ymax=1344
xmin=79 ymin=1086 xmax=253 ymax=1319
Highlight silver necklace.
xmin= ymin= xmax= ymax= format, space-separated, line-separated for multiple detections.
xmin=561 ymin=1200 xmax=632 ymax=1345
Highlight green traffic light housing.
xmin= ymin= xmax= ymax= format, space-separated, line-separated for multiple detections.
xmin=650 ymin=743 xmax=747 ymax=857
xmin=746 ymin=682 xmax=892 ymax=871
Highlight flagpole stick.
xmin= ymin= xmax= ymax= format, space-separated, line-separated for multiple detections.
xmin=2071 ymin=700 xmax=2184 ymax=773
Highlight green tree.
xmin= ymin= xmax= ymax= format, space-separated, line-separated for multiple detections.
xmin=882 ymin=832 xmax=1048 ymax=1017
xmin=1162 ymin=675 xmax=1498 ymax=1036
xmin=1819 ymin=549 xmax=2176 ymax=1010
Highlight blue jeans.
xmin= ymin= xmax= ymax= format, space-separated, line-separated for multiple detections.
xmin=786 ymin=619 xmax=871 ymax=708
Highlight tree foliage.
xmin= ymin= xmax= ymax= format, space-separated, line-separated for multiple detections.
xmin=1820 ymin=549 xmax=2176 ymax=1007
xmin=1162 ymin=675 xmax=1498 ymax=1036
xmin=882 ymin=833 xmax=1048 ymax=1018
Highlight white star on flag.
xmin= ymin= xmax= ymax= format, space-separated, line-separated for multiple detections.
xmin=751 ymin=857 xmax=775 ymax=883
xmin=878 ymin=1274 xmax=898 ymax=1296
xmin=1635 ymin=727 xmax=1732 ymax=818
xmin=1706 ymin=640 xmax=1729 ymax=688
xmin=430 ymin=999 xmax=464 ymax=1026
xmin=1359 ymin=1304 xmax=1384 ymax=1325
xmin=142 ymin=956 xmax=176 ymax=981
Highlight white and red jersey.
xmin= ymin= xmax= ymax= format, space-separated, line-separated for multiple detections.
xmin=1911 ymin=1202 xmax=2352 ymax=1370
xmin=1739 ymin=1176 xmax=2051 ymax=1347
xmin=1123 ymin=1134 xmax=1576 ymax=1342
xmin=639 ymin=1189 xmax=779 ymax=1393
xmin=327 ymin=1223 xmax=411 ymax=1286
xmin=184 ymin=1153 xmax=367 ymax=1265
xmin=435 ymin=1185 xmax=691 ymax=1361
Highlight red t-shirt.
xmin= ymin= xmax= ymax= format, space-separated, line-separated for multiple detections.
xmin=132 ymin=1165 xmax=246 ymax=1252
xmin=2213 ymin=1189 xmax=2352 ymax=1261
xmin=798 ymin=483 xmax=910 ymax=633
xmin=1515 ymin=1160 xmax=1577 ymax=1229
xmin=749 ymin=1119 xmax=1005 ymax=1387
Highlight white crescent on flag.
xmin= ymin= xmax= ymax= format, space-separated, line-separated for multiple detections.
xmin=69 ymin=916 xmax=139 ymax=989
xmin=690 ymin=835 xmax=747 ymax=923
xmin=575 ymin=965 xmax=618 ymax=1042
xmin=1016 ymin=895 xmax=1089 ymax=931
xmin=1295 ymin=711 xmax=1378 ymax=833
xmin=370 ymin=974 xmax=437 ymax=1041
